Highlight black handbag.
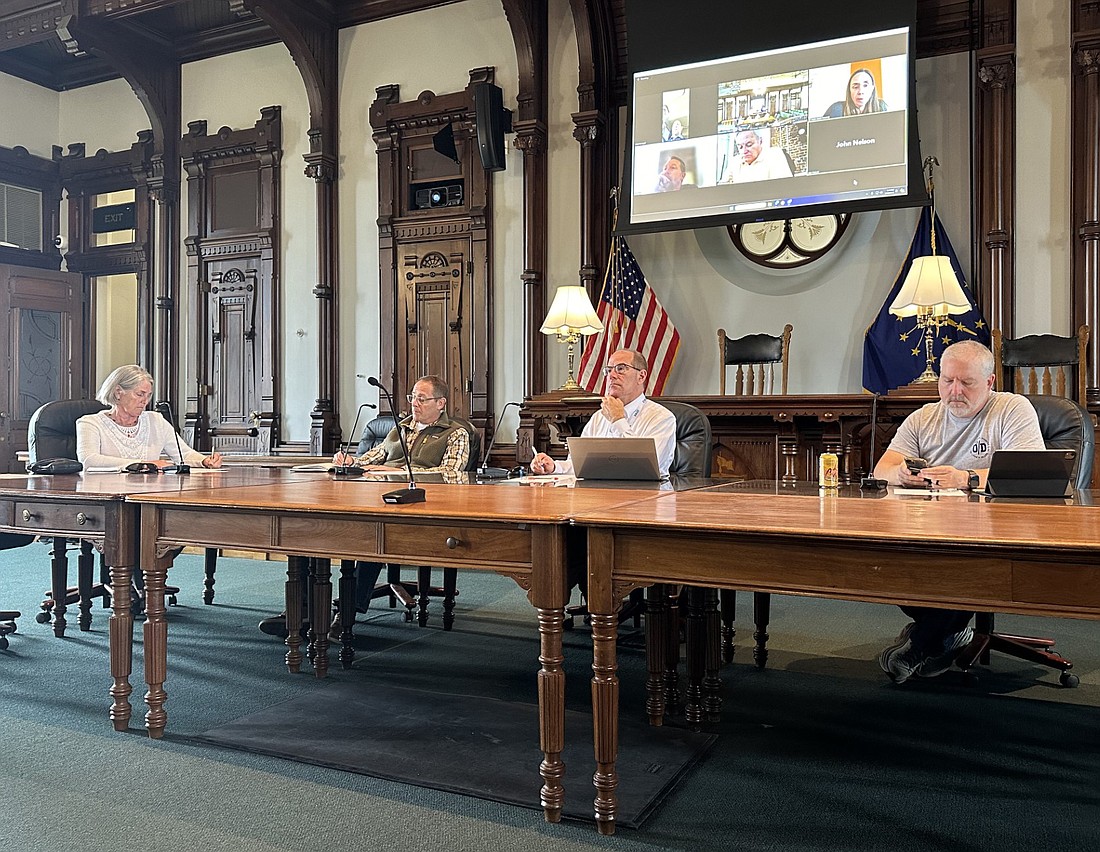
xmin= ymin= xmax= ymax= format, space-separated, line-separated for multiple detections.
xmin=27 ymin=457 xmax=83 ymax=475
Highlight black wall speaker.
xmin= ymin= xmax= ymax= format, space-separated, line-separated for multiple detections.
xmin=432 ymin=122 xmax=459 ymax=165
xmin=474 ymin=83 xmax=511 ymax=172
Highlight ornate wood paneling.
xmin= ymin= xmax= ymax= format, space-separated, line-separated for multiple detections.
xmin=181 ymin=107 xmax=281 ymax=454
xmin=0 ymin=143 xmax=62 ymax=271
xmin=370 ymin=70 xmax=494 ymax=435
xmin=1074 ymin=1 xmax=1100 ymax=405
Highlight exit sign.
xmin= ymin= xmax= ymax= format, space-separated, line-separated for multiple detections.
xmin=91 ymin=202 xmax=135 ymax=233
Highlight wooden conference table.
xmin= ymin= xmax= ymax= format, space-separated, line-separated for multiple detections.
xmin=126 ymin=476 xmax=675 ymax=825
xmin=576 ymin=483 xmax=1100 ymax=834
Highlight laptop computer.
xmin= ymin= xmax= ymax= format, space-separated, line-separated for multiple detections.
xmin=980 ymin=449 xmax=1077 ymax=498
xmin=568 ymin=436 xmax=663 ymax=480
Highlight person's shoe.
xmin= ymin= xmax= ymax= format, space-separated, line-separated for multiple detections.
xmin=258 ymin=611 xmax=310 ymax=640
xmin=918 ymin=626 xmax=975 ymax=678
xmin=877 ymin=622 xmax=915 ymax=674
xmin=883 ymin=643 xmax=932 ymax=684
xmin=328 ymin=612 xmax=346 ymax=644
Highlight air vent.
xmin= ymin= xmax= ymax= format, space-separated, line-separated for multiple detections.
xmin=0 ymin=182 xmax=43 ymax=251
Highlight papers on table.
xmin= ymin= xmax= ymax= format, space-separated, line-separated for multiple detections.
xmin=290 ymin=463 xmax=332 ymax=472
xmin=519 ymin=474 xmax=577 ymax=487
xmin=891 ymin=486 xmax=966 ymax=497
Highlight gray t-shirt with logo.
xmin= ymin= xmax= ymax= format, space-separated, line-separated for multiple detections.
xmin=887 ymin=392 xmax=1045 ymax=470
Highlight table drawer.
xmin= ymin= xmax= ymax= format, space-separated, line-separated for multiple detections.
xmin=14 ymin=501 xmax=104 ymax=533
xmin=381 ymin=522 xmax=531 ymax=565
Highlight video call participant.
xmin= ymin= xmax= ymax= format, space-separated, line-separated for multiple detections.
xmin=873 ymin=340 xmax=1044 ymax=684
xmin=823 ymin=68 xmax=888 ymax=118
xmin=655 ymin=155 xmax=688 ymax=192
xmin=722 ymin=129 xmax=793 ymax=183
xmin=258 ymin=375 xmax=470 ymax=639
xmin=76 ymin=364 xmax=223 ymax=470
xmin=529 ymin=348 xmax=676 ymax=479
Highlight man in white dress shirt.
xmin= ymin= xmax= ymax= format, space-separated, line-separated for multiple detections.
xmin=530 ymin=348 xmax=677 ymax=477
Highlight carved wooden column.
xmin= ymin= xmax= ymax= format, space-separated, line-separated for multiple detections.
xmin=568 ymin=1 xmax=619 ymax=304
xmin=503 ymin=0 xmax=549 ymax=398
xmin=1073 ymin=3 xmax=1100 ymax=403
xmin=232 ymin=0 xmax=340 ymax=452
xmin=974 ymin=1 xmax=1016 ymax=336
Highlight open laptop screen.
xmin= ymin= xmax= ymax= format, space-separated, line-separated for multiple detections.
xmin=982 ymin=449 xmax=1076 ymax=498
xmin=568 ymin=437 xmax=663 ymax=480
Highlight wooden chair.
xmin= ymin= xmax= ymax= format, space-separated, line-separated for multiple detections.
xmin=954 ymin=394 xmax=1093 ymax=687
xmin=717 ymin=323 xmax=792 ymax=395
xmin=716 ymin=324 xmax=792 ymax=667
xmin=993 ymin=324 xmax=1089 ymax=402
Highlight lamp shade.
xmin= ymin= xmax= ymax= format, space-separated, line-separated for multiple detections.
xmin=539 ymin=285 xmax=604 ymax=336
xmin=888 ymin=256 xmax=971 ymax=318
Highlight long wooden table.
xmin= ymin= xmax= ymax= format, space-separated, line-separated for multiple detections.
xmin=575 ymin=486 xmax=1100 ymax=834
xmin=126 ymin=478 xmax=673 ymax=825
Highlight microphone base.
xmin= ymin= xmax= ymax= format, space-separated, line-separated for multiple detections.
xmin=163 ymin=464 xmax=191 ymax=475
xmin=860 ymin=477 xmax=888 ymax=491
xmin=382 ymin=486 xmax=426 ymax=504
xmin=330 ymin=466 xmax=365 ymax=479
xmin=475 ymin=466 xmax=512 ymax=480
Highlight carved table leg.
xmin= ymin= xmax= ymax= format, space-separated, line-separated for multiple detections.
xmin=142 ymin=555 xmax=170 ymax=738
xmin=337 ymin=559 xmax=355 ymax=669
xmin=663 ymin=585 xmax=681 ymax=715
xmin=753 ymin=592 xmax=772 ymax=670
xmin=78 ymin=539 xmax=94 ymax=631
xmin=310 ymin=558 xmax=332 ymax=678
xmin=203 ymin=547 xmax=218 ymax=605
xmin=285 ymin=556 xmax=306 ymax=673
xmin=442 ymin=566 xmax=457 ymax=631
xmin=50 ymin=536 xmax=67 ymax=637
xmin=108 ymin=561 xmax=133 ymax=731
xmin=417 ymin=565 xmax=431 ymax=626
xmin=719 ymin=587 xmax=736 ymax=663
xmin=702 ymin=588 xmax=723 ymax=722
xmin=644 ymin=584 xmax=668 ymax=726
xmin=684 ymin=586 xmax=705 ymax=729
xmin=537 ymin=605 xmax=566 ymax=824
xmin=591 ymin=610 xmax=620 ymax=836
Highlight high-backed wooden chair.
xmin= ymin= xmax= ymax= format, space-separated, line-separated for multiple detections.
xmin=717 ymin=323 xmax=793 ymax=395
xmin=716 ymin=324 xmax=792 ymax=667
xmin=993 ymin=324 xmax=1089 ymax=402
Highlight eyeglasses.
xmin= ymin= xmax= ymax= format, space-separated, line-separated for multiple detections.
xmin=406 ymin=394 xmax=442 ymax=405
xmin=602 ymin=364 xmax=641 ymax=376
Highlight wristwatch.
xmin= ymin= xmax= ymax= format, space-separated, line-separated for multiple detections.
xmin=966 ymin=470 xmax=980 ymax=490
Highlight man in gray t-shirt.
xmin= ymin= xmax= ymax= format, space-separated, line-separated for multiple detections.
xmin=872 ymin=340 xmax=1044 ymax=684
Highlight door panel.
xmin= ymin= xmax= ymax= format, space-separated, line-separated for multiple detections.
xmin=0 ymin=264 xmax=87 ymax=471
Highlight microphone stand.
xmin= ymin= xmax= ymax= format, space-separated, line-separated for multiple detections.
xmin=476 ymin=401 xmax=519 ymax=479
xmin=330 ymin=402 xmax=377 ymax=479
xmin=860 ymin=393 xmax=888 ymax=490
xmin=155 ymin=401 xmax=190 ymax=474
xmin=368 ymin=376 xmax=426 ymax=504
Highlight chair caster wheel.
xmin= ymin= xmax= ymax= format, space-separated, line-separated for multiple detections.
xmin=963 ymin=670 xmax=979 ymax=688
xmin=35 ymin=611 xmax=50 ymax=624
xmin=1059 ymin=671 xmax=1079 ymax=688
xmin=168 ymin=595 xmax=178 ymax=606
xmin=0 ymin=635 xmax=7 ymax=650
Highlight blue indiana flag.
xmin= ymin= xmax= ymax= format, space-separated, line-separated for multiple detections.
xmin=862 ymin=207 xmax=989 ymax=394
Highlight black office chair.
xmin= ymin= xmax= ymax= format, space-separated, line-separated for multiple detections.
xmin=27 ymin=399 xmax=119 ymax=634
xmin=0 ymin=532 xmax=35 ymax=650
xmin=348 ymin=414 xmax=480 ymax=631
xmin=954 ymin=394 xmax=1094 ymax=687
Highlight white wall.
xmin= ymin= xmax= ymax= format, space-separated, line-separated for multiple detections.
xmin=59 ymin=78 xmax=147 ymax=155
xmin=0 ymin=72 xmax=59 ymax=156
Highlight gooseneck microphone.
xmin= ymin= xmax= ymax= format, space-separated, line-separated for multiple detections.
xmin=330 ymin=402 xmax=377 ymax=479
xmin=860 ymin=393 xmax=888 ymax=491
xmin=155 ymin=401 xmax=190 ymax=474
xmin=476 ymin=401 xmax=520 ymax=479
xmin=367 ymin=375 xmax=425 ymax=504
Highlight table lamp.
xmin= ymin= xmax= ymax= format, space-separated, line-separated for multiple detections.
xmin=540 ymin=285 xmax=603 ymax=390
xmin=888 ymin=253 xmax=970 ymax=382
xmin=888 ymin=156 xmax=970 ymax=382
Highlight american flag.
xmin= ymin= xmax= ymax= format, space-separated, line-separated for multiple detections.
xmin=576 ymin=235 xmax=680 ymax=394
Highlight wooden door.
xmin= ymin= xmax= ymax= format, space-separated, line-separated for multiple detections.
xmin=400 ymin=240 xmax=470 ymax=417
xmin=0 ymin=264 xmax=88 ymax=471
